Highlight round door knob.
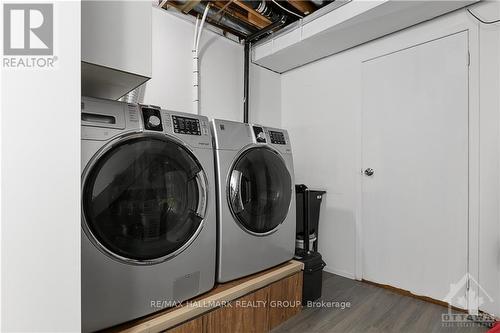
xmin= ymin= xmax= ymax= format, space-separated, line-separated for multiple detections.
xmin=148 ymin=115 xmax=161 ymax=128
xmin=364 ymin=168 xmax=375 ymax=176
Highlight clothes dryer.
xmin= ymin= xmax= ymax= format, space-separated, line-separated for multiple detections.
xmin=211 ymin=119 xmax=295 ymax=282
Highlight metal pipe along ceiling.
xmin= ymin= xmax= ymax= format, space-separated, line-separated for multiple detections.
xmin=189 ymin=2 xmax=257 ymax=36
xmin=172 ymin=1 xmax=292 ymax=123
xmin=243 ymin=15 xmax=287 ymax=123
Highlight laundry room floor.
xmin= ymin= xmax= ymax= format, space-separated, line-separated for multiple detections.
xmin=271 ymin=272 xmax=490 ymax=333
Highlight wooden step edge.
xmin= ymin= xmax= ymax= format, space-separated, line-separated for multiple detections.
xmin=118 ymin=260 xmax=304 ymax=333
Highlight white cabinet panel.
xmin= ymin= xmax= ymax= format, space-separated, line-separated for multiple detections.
xmin=82 ymin=0 xmax=151 ymax=99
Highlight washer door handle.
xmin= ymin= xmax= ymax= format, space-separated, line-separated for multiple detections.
xmin=194 ymin=170 xmax=208 ymax=219
xmin=229 ymin=170 xmax=245 ymax=213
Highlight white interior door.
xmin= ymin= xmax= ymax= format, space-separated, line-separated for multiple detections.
xmin=361 ymin=31 xmax=469 ymax=307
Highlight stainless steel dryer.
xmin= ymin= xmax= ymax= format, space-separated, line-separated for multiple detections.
xmin=81 ymin=97 xmax=216 ymax=332
xmin=211 ymin=119 xmax=296 ymax=283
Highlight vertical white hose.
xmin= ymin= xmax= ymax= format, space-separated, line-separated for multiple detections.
xmin=193 ymin=16 xmax=199 ymax=50
xmin=193 ymin=4 xmax=210 ymax=115
xmin=192 ymin=16 xmax=199 ymax=114
xmin=196 ymin=5 xmax=210 ymax=52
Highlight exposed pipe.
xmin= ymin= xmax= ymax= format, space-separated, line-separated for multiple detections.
xmin=172 ymin=1 xmax=292 ymax=122
xmin=192 ymin=15 xmax=200 ymax=114
xmin=196 ymin=6 xmax=209 ymax=51
xmin=193 ymin=15 xmax=199 ymax=49
xmin=250 ymin=0 xmax=281 ymax=22
xmin=243 ymin=43 xmax=250 ymax=123
xmin=247 ymin=15 xmax=287 ymax=42
xmin=309 ymin=0 xmax=325 ymax=7
xmin=243 ymin=15 xmax=287 ymax=123
xmin=193 ymin=5 xmax=210 ymax=114
xmin=192 ymin=3 xmax=256 ymax=36
xmin=271 ymin=0 xmax=304 ymax=19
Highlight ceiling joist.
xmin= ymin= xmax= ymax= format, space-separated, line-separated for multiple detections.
xmin=233 ymin=0 xmax=272 ymax=25
xmin=286 ymin=0 xmax=316 ymax=15
xmin=179 ymin=0 xmax=201 ymax=13
xmin=213 ymin=1 xmax=270 ymax=29
xmin=161 ymin=0 xmax=328 ymax=40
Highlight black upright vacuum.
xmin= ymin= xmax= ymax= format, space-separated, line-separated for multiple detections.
xmin=295 ymin=185 xmax=327 ymax=304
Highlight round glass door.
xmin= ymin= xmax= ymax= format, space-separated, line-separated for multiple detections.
xmin=82 ymin=135 xmax=207 ymax=264
xmin=228 ymin=147 xmax=292 ymax=234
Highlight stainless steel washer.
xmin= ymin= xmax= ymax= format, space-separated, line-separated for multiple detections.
xmin=81 ymin=97 xmax=216 ymax=332
xmin=211 ymin=119 xmax=296 ymax=282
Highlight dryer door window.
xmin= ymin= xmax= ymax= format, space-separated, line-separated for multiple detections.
xmin=228 ymin=147 xmax=292 ymax=234
xmin=82 ymin=135 xmax=207 ymax=264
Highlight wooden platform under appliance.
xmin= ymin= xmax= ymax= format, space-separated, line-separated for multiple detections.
xmin=104 ymin=260 xmax=304 ymax=333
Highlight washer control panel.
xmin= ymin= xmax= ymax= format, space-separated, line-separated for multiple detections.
xmin=172 ymin=115 xmax=201 ymax=135
xmin=253 ymin=126 xmax=266 ymax=143
xmin=142 ymin=107 xmax=163 ymax=132
xmin=269 ymin=130 xmax=286 ymax=145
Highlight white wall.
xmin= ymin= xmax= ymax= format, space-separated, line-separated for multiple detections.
xmin=144 ymin=8 xmax=281 ymax=127
xmin=249 ymin=64 xmax=281 ymax=127
xmin=282 ymin=51 xmax=360 ymax=279
xmin=1 ymin=1 xmax=81 ymax=331
xmin=281 ymin=2 xmax=500 ymax=316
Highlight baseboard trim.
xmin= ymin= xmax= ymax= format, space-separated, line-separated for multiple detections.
xmin=361 ymin=279 xmax=465 ymax=311
xmin=324 ymin=266 xmax=355 ymax=279
xmin=362 ymin=280 xmax=499 ymax=324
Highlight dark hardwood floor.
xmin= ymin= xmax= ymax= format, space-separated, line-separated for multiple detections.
xmin=272 ymin=272 xmax=491 ymax=333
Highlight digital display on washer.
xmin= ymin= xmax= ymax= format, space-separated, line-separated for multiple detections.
xmin=269 ymin=131 xmax=286 ymax=145
xmin=172 ymin=115 xmax=201 ymax=135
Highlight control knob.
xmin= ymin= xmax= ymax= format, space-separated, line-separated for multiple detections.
xmin=147 ymin=115 xmax=161 ymax=128
xmin=257 ymin=132 xmax=266 ymax=142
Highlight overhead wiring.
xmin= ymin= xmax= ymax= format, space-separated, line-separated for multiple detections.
xmin=271 ymin=0 xmax=303 ymax=19
xmin=467 ymin=8 xmax=500 ymax=24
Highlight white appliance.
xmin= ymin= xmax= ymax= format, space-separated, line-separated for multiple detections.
xmin=81 ymin=97 xmax=216 ymax=331
xmin=211 ymin=119 xmax=296 ymax=282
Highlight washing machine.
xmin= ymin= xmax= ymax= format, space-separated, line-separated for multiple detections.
xmin=211 ymin=119 xmax=296 ymax=283
xmin=81 ymin=97 xmax=216 ymax=332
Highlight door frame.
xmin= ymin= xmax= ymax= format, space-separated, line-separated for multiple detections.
xmin=354 ymin=9 xmax=480 ymax=314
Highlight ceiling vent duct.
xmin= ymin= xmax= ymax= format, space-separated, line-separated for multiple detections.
xmin=175 ymin=1 xmax=258 ymax=36
xmin=158 ymin=0 xmax=336 ymax=121
xmin=251 ymin=0 xmax=282 ymax=22
xmin=160 ymin=1 xmax=333 ymax=39
xmin=310 ymin=0 xmax=325 ymax=6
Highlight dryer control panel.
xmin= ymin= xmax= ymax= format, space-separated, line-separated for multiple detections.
xmin=262 ymin=125 xmax=292 ymax=155
xmin=211 ymin=119 xmax=291 ymax=154
xmin=161 ymin=110 xmax=212 ymax=149
xmin=172 ymin=115 xmax=201 ymax=135
xmin=269 ymin=130 xmax=286 ymax=145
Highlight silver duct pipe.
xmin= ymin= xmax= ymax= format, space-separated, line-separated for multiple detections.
xmin=252 ymin=0 xmax=281 ymax=22
xmin=310 ymin=0 xmax=325 ymax=7
xmin=186 ymin=2 xmax=256 ymax=36
xmin=243 ymin=15 xmax=287 ymax=123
